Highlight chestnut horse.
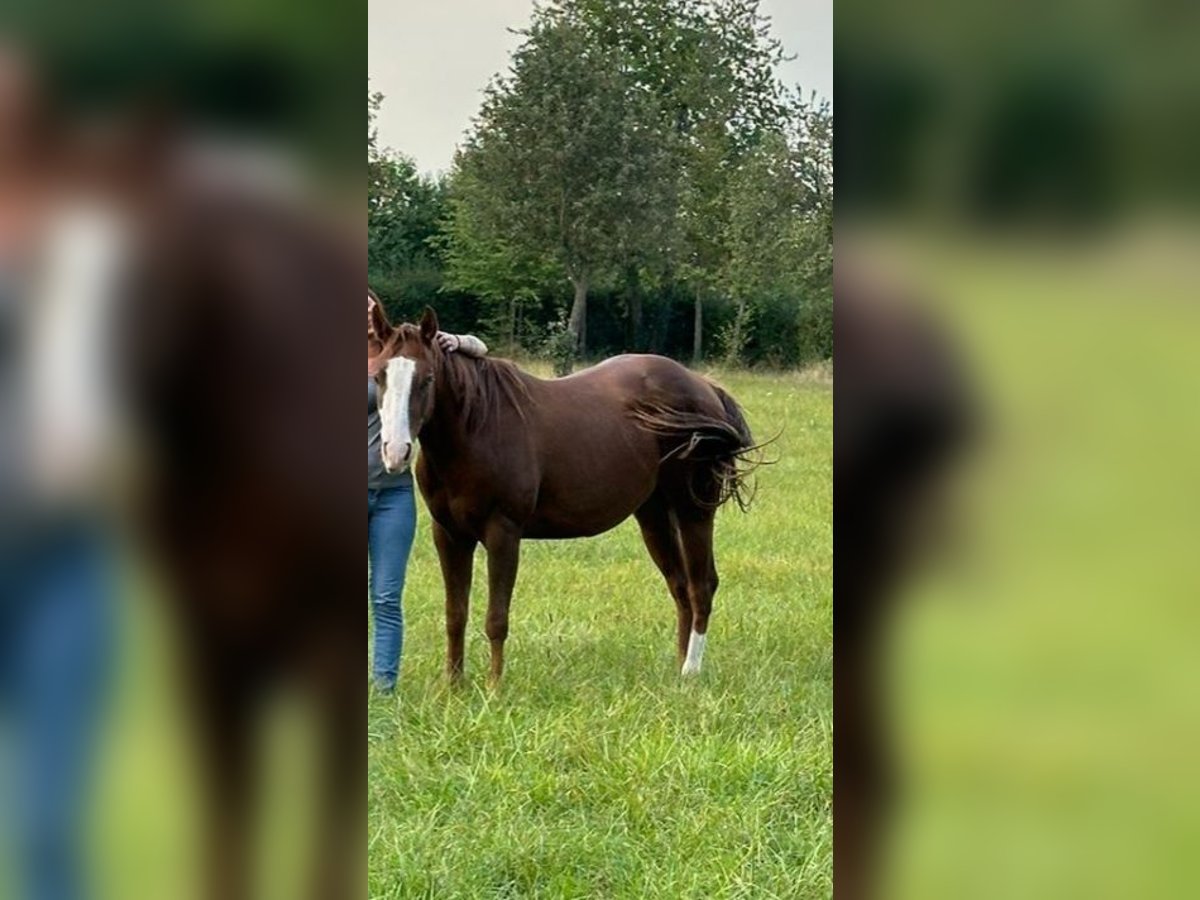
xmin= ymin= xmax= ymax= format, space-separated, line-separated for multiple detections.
xmin=368 ymin=306 xmax=758 ymax=682
xmin=89 ymin=132 xmax=363 ymax=900
xmin=28 ymin=72 xmax=360 ymax=900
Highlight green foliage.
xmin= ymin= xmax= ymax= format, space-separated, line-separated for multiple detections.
xmin=442 ymin=2 xmax=683 ymax=355
xmin=540 ymin=310 xmax=579 ymax=376
xmin=717 ymin=301 xmax=755 ymax=367
xmin=368 ymin=91 xmax=454 ymax=317
xmin=797 ymin=291 xmax=834 ymax=363
xmin=369 ymin=2 xmax=833 ymax=368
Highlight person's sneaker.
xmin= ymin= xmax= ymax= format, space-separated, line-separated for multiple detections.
xmin=372 ymin=678 xmax=396 ymax=696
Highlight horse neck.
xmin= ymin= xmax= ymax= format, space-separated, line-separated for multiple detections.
xmin=420 ymin=353 xmax=529 ymax=464
xmin=418 ymin=354 xmax=475 ymax=458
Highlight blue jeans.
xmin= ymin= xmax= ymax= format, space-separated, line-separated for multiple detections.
xmin=367 ymin=484 xmax=416 ymax=690
xmin=0 ymin=523 xmax=115 ymax=900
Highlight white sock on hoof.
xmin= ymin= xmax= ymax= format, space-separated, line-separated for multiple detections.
xmin=681 ymin=629 xmax=706 ymax=676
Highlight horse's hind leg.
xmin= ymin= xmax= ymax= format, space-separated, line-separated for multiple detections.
xmin=634 ymin=496 xmax=692 ymax=667
xmin=676 ymin=508 xmax=718 ymax=676
xmin=433 ymin=521 xmax=476 ymax=682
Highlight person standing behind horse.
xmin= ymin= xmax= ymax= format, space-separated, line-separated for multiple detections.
xmin=0 ymin=43 xmax=127 ymax=900
xmin=367 ymin=291 xmax=486 ymax=693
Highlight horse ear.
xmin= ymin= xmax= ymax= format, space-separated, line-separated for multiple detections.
xmin=368 ymin=292 xmax=393 ymax=343
xmin=419 ymin=306 xmax=439 ymax=344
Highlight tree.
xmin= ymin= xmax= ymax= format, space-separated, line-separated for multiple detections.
xmin=787 ymin=91 xmax=834 ymax=362
xmin=718 ymin=90 xmax=832 ymax=365
xmin=445 ymin=2 xmax=679 ymax=358
xmin=438 ymin=164 xmax=560 ymax=350
xmin=368 ymin=90 xmax=450 ymax=313
xmin=664 ymin=0 xmax=790 ymax=361
xmin=378 ymin=4 xmax=833 ymax=367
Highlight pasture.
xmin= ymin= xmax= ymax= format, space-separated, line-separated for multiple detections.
xmin=368 ymin=364 xmax=833 ymax=899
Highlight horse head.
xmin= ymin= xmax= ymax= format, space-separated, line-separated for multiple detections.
xmin=368 ymin=305 xmax=441 ymax=473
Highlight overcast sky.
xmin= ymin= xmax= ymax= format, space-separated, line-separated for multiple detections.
xmin=368 ymin=0 xmax=832 ymax=177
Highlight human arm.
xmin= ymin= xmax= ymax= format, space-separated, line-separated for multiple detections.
xmin=435 ymin=332 xmax=488 ymax=358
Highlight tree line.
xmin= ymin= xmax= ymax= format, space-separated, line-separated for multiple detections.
xmin=369 ymin=0 xmax=831 ymax=369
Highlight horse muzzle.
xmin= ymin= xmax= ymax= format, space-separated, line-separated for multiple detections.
xmin=381 ymin=441 xmax=412 ymax=473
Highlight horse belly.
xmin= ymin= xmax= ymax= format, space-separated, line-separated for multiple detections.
xmin=523 ymin=465 xmax=656 ymax=539
xmin=522 ymin=511 xmax=632 ymax=540
xmin=520 ymin=382 xmax=663 ymax=539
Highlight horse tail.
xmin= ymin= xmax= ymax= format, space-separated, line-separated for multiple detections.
xmin=712 ymin=383 xmax=754 ymax=454
xmin=630 ymin=380 xmax=768 ymax=512
xmin=707 ymin=383 xmax=765 ymax=511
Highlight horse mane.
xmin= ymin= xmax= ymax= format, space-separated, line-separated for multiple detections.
xmin=436 ymin=342 xmax=532 ymax=432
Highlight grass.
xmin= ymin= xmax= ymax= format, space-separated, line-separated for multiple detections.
xmin=856 ymin=228 xmax=1200 ymax=899
xmin=368 ymin=364 xmax=832 ymax=899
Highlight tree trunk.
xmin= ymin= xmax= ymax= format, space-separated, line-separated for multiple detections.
xmin=693 ymin=287 xmax=703 ymax=364
xmin=568 ymin=275 xmax=588 ymax=356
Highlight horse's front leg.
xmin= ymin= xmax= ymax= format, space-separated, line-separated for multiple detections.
xmin=310 ymin=630 xmax=364 ymax=900
xmin=432 ymin=520 xmax=476 ymax=682
xmin=483 ymin=518 xmax=521 ymax=685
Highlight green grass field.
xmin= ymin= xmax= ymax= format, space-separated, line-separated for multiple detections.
xmin=857 ymin=229 xmax=1200 ymax=898
xmin=368 ymin=364 xmax=832 ymax=899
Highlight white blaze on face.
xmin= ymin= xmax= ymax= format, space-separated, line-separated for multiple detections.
xmin=379 ymin=356 xmax=416 ymax=472
xmin=28 ymin=201 xmax=129 ymax=500
xmin=681 ymin=629 xmax=707 ymax=676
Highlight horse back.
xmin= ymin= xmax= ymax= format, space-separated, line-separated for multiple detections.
xmin=517 ymin=355 xmax=727 ymax=536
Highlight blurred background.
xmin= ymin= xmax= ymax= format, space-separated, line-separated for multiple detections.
xmin=0 ymin=2 xmax=360 ymax=899
xmin=837 ymin=0 xmax=1200 ymax=897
